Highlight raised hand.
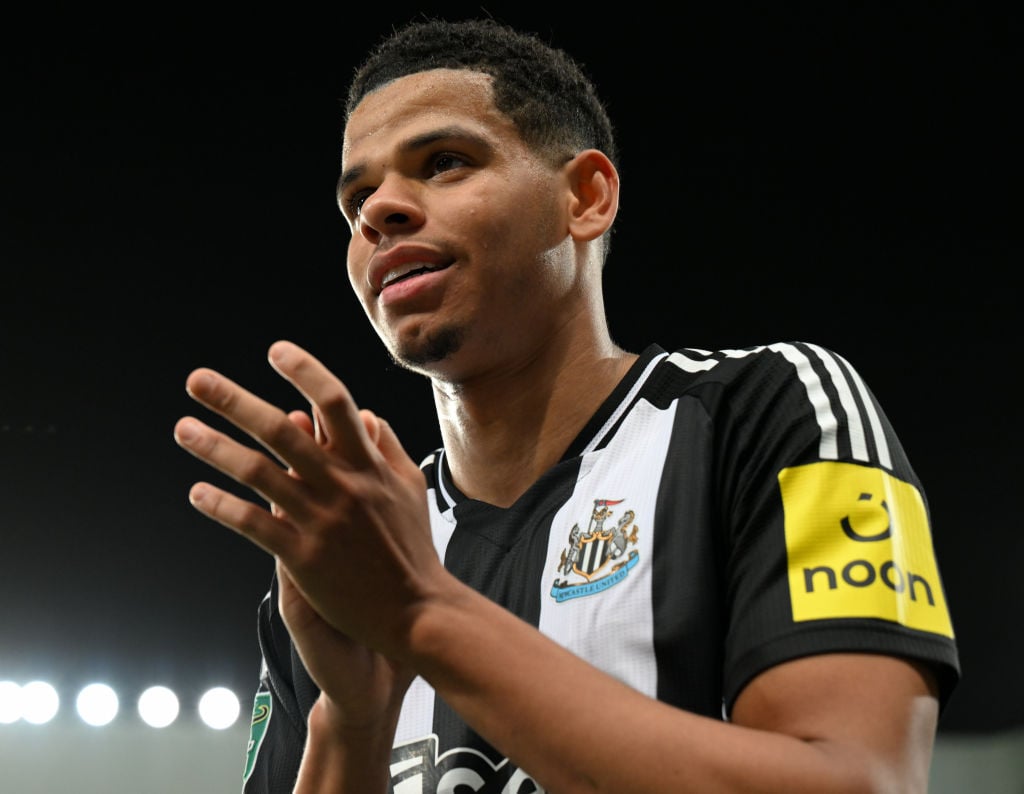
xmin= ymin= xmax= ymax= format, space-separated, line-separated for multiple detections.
xmin=277 ymin=403 xmax=415 ymax=734
xmin=173 ymin=339 xmax=443 ymax=661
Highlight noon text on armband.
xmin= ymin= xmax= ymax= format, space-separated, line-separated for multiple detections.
xmin=804 ymin=558 xmax=935 ymax=605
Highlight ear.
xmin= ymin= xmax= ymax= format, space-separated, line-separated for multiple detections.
xmin=564 ymin=149 xmax=619 ymax=242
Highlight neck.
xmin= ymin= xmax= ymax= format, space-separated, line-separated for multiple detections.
xmin=430 ymin=322 xmax=637 ymax=508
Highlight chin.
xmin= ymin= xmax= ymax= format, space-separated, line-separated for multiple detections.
xmin=391 ymin=326 xmax=465 ymax=375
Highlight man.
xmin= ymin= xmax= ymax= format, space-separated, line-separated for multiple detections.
xmin=174 ymin=18 xmax=960 ymax=793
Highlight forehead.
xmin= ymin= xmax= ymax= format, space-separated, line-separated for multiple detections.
xmin=342 ymin=69 xmax=520 ymax=165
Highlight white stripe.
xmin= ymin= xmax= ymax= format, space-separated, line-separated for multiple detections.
xmin=805 ymin=343 xmax=869 ymax=462
xmin=433 ymin=449 xmax=457 ymax=512
xmin=721 ymin=347 xmax=760 ymax=359
xmin=393 ymin=675 xmax=435 ymax=744
xmin=666 ymin=350 xmax=717 ymax=372
xmin=394 ymin=477 xmax=458 ymax=744
xmin=581 ymin=352 xmax=667 ymax=456
xmin=768 ymin=342 xmax=839 ymax=460
xmin=836 ymin=351 xmax=893 ymax=469
xmin=538 ymin=398 xmax=672 ymax=701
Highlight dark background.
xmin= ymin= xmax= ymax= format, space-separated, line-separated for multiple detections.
xmin=1 ymin=5 xmax=1018 ymax=733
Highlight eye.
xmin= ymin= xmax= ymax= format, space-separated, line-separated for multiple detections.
xmin=345 ymin=189 xmax=372 ymax=218
xmin=431 ymin=152 xmax=470 ymax=175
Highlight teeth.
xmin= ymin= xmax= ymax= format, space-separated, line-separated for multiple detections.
xmin=381 ymin=263 xmax=438 ymax=288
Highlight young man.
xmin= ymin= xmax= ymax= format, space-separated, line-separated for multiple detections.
xmin=174 ymin=18 xmax=960 ymax=793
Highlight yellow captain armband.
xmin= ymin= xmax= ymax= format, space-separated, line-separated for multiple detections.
xmin=780 ymin=461 xmax=954 ymax=638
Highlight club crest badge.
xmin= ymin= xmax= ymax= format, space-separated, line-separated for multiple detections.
xmin=551 ymin=498 xmax=640 ymax=602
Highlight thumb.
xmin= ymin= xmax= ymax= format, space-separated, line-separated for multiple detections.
xmin=276 ymin=559 xmax=317 ymax=636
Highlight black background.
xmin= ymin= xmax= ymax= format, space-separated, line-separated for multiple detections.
xmin=1 ymin=4 xmax=1019 ymax=733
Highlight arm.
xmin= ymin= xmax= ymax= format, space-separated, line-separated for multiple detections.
xmin=274 ymin=410 xmax=414 ymax=793
xmin=277 ymin=563 xmax=411 ymax=794
xmin=407 ymin=578 xmax=938 ymax=792
xmin=175 ymin=341 xmax=941 ymax=793
xmin=291 ymin=697 xmax=394 ymax=793
xmin=179 ymin=361 xmax=417 ymax=793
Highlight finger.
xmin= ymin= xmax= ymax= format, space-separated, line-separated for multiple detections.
xmin=275 ymin=411 xmax=315 ymax=517
xmin=187 ymin=481 xmax=295 ymax=557
xmin=184 ymin=366 xmax=336 ymax=487
xmin=374 ymin=416 xmax=422 ymax=479
xmin=267 ymin=341 xmax=376 ymax=468
xmin=359 ymin=409 xmax=381 ymax=447
xmin=312 ymin=406 xmax=329 ymax=446
xmin=288 ymin=409 xmax=315 ymax=436
xmin=174 ymin=415 xmax=317 ymax=524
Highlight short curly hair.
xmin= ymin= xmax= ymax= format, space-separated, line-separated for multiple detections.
xmin=345 ymin=18 xmax=618 ymax=170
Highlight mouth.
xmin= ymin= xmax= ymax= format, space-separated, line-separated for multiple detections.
xmin=380 ymin=261 xmax=452 ymax=290
xmin=368 ymin=244 xmax=455 ymax=296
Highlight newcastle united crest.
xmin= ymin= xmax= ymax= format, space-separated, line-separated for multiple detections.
xmin=551 ymin=498 xmax=640 ymax=602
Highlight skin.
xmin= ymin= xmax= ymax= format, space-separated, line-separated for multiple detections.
xmin=174 ymin=69 xmax=940 ymax=793
xmin=339 ymin=69 xmax=633 ymax=507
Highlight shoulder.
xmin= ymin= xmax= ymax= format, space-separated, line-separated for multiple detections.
xmin=646 ymin=341 xmax=903 ymax=469
xmin=658 ymin=341 xmax=876 ymax=408
xmin=644 ymin=340 xmax=862 ymax=405
xmin=657 ymin=341 xmax=855 ymax=378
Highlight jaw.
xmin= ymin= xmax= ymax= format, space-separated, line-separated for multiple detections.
xmin=389 ymin=325 xmax=466 ymax=376
xmin=367 ymin=305 xmax=467 ymax=377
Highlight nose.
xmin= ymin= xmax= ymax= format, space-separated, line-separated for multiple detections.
xmin=355 ymin=175 xmax=425 ymax=244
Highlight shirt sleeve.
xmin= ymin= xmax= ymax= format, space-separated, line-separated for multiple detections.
xmin=717 ymin=343 xmax=960 ymax=713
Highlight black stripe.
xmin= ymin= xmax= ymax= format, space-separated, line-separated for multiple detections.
xmin=431 ymin=457 xmax=584 ymax=762
xmin=651 ymin=396 xmax=728 ymax=717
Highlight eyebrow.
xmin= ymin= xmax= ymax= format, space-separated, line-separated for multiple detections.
xmin=336 ymin=125 xmax=494 ymax=197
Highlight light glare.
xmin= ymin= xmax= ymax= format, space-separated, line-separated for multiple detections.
xmin=21 ymin=681 xmax=60 ymax=725
xmin=0 ymin=681 xmax=23 ymax=724
xmin=76 ymin=683 xmax=119 ymax=726
xmin=138 ymin=686 xmax=180 ymax=728
xmin=198 ymin=687 xmax=240 ymax=730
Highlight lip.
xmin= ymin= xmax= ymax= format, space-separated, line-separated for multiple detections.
xmin=367 ymin=244 xmax=454 ymax=295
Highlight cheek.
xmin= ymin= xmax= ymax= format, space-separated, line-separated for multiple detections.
xmin=458 ymin=189 xmax=558 ymax=257
xmin=345 ymin=263 xmax=361 ymax=304
xmin=346 ymin=245 xmax=376 ymax=317
xmin=457 ymin=195 xmax=515 ymax=251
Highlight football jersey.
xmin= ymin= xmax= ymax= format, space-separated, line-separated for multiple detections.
xmin=241 ymin=342 xmax=960 ymax=793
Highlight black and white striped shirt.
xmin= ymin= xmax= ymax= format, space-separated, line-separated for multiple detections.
xmin=243 ymin=342 xmax=960 ymax=793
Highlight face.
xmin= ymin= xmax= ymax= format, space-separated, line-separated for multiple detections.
xmin=338 ymin=69 xmax=580 ymax=383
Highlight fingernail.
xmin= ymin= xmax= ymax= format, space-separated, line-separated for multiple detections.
xmin=189 ymin=484 xmax=208 ymax=505
xmin=176 ymin=419 xmax=198 ymax=444
xmin=185 ymin=372 xmax=216 ymax=398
